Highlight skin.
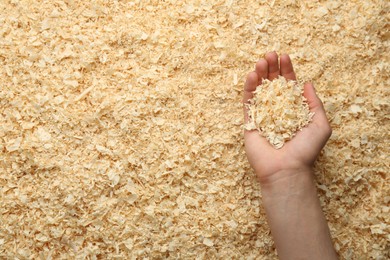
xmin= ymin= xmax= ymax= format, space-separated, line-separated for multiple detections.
xmin=243 ymin=52 xmax=338 ymax=259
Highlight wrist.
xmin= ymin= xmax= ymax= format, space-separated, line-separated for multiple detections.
xmin=258 ymin=167 xmax=316 ymax=202
xmin=258 ymin=167 xmax=337 ymax=259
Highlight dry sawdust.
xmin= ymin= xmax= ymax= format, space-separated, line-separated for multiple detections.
xmin=245 ymin=76 xmax=313 ymax=149
xmin=0 ymin=0 xmax=389 ymax=259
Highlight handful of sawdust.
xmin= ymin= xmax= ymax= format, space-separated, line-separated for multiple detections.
xmin=245 ymin=76 xmax=314 ymax=149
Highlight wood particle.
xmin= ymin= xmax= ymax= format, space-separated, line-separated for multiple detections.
xmin=0 ymin=0 xmax=389 ymax=259
xmin=245 ymin=76 xmax=313 ymax=149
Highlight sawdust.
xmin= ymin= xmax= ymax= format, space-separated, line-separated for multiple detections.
xmin=0 ymin=0 xmax=389 ymax=259
xmin=245 ymin=76 xmax=313 ymax=149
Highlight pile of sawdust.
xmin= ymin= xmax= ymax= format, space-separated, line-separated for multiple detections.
xmin=0 ymin=0 xmax=388 ymax=259
xmin=245 ymin=76 xmax=313 ymax=148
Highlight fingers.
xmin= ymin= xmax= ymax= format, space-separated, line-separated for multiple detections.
xmin=255 ymin=58 xmax=268 ymax=85
xmin=243 ymin=52 xmax=299 ymax=124
xmin=265 ymin=52 xmax=280 ymax=80
xmin=280 ymin=54 xmax=296 ymax=81
xmin=243 ymin=71 xmax=259 ymax=104
xmin=243 ymin=71 xmax=259 ymax=122
xmin=255 ymin=52 xmax=296 ymax=83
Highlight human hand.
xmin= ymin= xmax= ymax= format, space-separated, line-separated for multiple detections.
xmin=243 ymin=52 xmax=332 ymax=184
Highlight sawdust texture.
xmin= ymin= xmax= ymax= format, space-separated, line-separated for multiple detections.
xmin=0 ymin=0 xmax=389 ymax=259
xmin=245 ymin=76 xmax=313 ymax=149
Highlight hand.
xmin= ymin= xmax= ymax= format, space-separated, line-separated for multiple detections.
xmin=243 ymin=52 xmax=332 ymax=184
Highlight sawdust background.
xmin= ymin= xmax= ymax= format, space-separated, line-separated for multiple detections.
xmin=0 ymin=0 xmax=389 ymax=259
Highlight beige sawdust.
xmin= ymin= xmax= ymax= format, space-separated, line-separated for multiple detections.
xmin=245 ymin=76 xmax=314 ymax=149
xmin=0 ymin=0 xmax=389 ymax=259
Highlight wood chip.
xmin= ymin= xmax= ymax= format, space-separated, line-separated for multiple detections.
xmin=0 ymin=0 xmax=388 ymax=259
xmin=245 ymin=76 xmax=313 ymax=149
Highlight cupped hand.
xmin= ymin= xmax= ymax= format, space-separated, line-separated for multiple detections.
xmin=243 ymin=52 xmax=332 ymax=184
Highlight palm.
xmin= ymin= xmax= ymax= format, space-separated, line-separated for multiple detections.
xmin=243 ymin=53 xmax=331 ymax=181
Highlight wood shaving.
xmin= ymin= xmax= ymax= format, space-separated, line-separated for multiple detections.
xmin=245 ymin=76 xmax=314 ymax=149
xmin=0 ymin=0 xmax=389 ymax=259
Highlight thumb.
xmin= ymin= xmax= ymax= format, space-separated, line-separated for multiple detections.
xmin=303 ymin=83 xmax=331 ymax=129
